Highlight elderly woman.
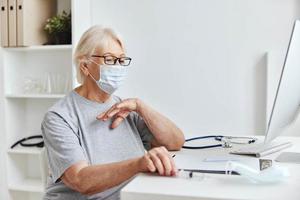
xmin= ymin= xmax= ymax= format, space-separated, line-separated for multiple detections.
xmin=41 ymin=26 xmax=185 ymax=200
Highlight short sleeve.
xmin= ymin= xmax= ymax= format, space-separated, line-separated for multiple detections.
xmin=41 ymin=111 xmax=86 ymax=183
xmin=132 ymin=112 xmax=154 ymax=150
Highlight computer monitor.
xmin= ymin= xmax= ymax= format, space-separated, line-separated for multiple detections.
xmin=265 ymin=20 xmax=300 ymax=143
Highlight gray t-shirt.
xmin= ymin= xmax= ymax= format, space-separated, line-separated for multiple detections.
xmin=41 ymin=90 xmax=154 ymax=200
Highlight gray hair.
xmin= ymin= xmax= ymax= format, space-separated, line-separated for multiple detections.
xmin=73 ymin=25 xmax=125 ymax=84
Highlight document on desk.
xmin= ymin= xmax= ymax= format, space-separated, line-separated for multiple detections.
xmin=174 ymin=154 xmax=260 ymax=173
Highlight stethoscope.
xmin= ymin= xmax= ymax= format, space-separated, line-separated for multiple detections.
xmin=10 ymin=135 xmax=44 ymax=149
xmin=182 ymin=135 xmax=257 ymax=149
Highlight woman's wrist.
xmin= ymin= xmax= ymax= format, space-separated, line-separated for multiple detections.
xmin=133 ymin=156 xmax=147 ymax=173
xmin=136 ymin=98 xmax=145 ymax=115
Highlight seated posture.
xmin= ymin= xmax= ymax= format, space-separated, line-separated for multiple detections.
xmin=41 ymin=26 xmax=185 ymax=200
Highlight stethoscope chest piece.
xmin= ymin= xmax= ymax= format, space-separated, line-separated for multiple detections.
xmin=222 ymin=141 xmax=232 ymax=148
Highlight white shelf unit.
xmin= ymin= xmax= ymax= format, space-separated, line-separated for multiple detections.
xmin=2 ymin=54 xmax=71 ymax=200
xmin=0 ymin=0 xmax=92 ymax=199
xmin=4 ymin=45 xmax=72 ymax=52
xmin=3 ymin=47 xmax=73 ymax=97
xmin=5 ymin=93 xmax=66 ymax=99
xmin=0 ymin=1 xmax=75 ymax=200
xmin=3 ymin=53 xmax=72 ymax=196
xmin=8 ymin=191 xmax=43 ymax=200
xmin=9 ymin=178 xmax=44 ymax=193
xmin=7 ymin=146 xmax=44 ymax=155
xmin=7 ymin=149 xmax=47 ymax=193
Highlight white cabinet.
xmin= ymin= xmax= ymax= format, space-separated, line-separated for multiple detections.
xmin=7 ymin=148 xmax=47 ymax=193
xmin=0 ymin=0 xmax=91 ymax=199
xmin=2 ymin=46 xmax=71 ymax=200
xmin=3 ymin=45 xmax=73 ymax=96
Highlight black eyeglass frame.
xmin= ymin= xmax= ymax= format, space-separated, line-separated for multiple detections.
xmin=91 ymin=55 xmax=132 ymax=66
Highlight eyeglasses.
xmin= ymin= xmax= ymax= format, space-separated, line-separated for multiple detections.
xmin=91 ymin=55 xmax=132 ymax=66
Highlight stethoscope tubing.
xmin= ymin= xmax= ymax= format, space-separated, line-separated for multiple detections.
xmin=10 ymin=135 xmax=44 ymax=149
xmin=182 ymin=135 xmax=257 ymax=149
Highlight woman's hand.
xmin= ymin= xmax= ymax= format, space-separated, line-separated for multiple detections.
xmin=97 ymin=98 xmax=141 ymax=129
xmin=97 ymin=97 xmax=185 ymax=150
xmin=138 ymin=146 xmax=177 ymax=176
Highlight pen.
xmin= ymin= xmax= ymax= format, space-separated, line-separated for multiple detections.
xmin=178 ymin=169 xmax=239 ymax=175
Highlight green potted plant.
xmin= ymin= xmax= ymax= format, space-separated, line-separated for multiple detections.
xmin=44 ymin=11 xmax=71 ymax=45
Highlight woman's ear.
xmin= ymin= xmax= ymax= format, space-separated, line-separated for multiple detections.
xmin=80 ymin=60 xmax=90 ymax=76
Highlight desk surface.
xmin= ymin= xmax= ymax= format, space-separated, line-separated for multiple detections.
xmin=121 ymin=136 xmax=300 ymax=200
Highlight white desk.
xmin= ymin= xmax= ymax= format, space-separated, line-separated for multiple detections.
xmin=121 ymin=136 xmax=300 ymax=200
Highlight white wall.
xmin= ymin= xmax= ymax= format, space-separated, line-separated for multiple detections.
xmin=90 ymin=0 xmax=300 ymax=136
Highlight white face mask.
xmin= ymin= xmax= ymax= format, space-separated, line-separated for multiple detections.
xmin=87 ymin=60 xmax=129 ymax=94
xmin=225 ymin=161 xmax=289 ymax=183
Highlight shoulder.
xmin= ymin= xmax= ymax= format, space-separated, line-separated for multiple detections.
xmin=42 ymin=91 xmax=78 ymax=131
xmin=48 ymin=91 xmax=76 ymax=114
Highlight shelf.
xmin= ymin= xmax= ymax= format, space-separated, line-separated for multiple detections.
xmin=8 ymin=178 xmax=44 ymax=193
xmin=0 ymin=0 xmax=75 ymax=199
xmin=7 ymin=147 xmax=44 ymax=155
xmin=5 ymin=94 xmax=65 ymax=99
xmin=2 ymin=45 xmax=72 ymax=52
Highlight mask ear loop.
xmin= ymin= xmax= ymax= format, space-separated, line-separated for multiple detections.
xmin=82 ymin=59 xmax=99 ymax=82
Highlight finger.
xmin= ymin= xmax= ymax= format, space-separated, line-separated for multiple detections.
xmin=156 ymin=150 xmax=172 ymax=176
xmin=111 ymin=116 xmax=124 ymax=129
xmin=103 ymin=104 xmax=119 ymax=118
xmin=117 ymin=110 xmax=130 ymax=118
xmin=102 ymin=99 xmax=135 ymax=120
xmin=106 ymin=108 xmax=121 ymax=119
xmin=97 ymin=112 xmax=106 ymax=119
xmin=169 ymin=155 xmax=177 ymax=176
xmin=149 ymin=152 xmax=164 ymax=175
xmin=111 ymin=111 xmax=130 ymax=128
xmin=145 ymin=156 xmax=156 ymax=172
xmin=106 ymin=101 xmax=131 ymax=119
xmin=97 ymin=104 xmax=118 ymax=120
xmin=97 ymin=110 xmax=109 ymax=120
xmin=162 ymin=147 xmax=177 ymax=176
xmin=159 ymin=146 xmax=177 ymax=176
xmin=100 ymin=107 xmax=120 ymax=121
xmin=97 ymin=110 xmax=111 ymax=120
